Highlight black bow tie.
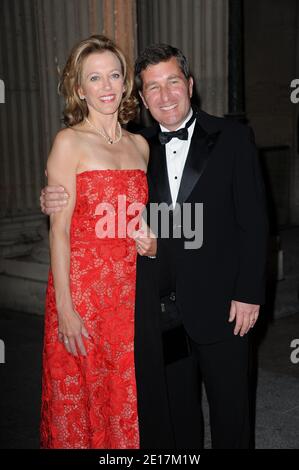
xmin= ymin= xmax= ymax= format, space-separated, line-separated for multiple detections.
xmin=158 ymin=112 xmax=196 ymax=145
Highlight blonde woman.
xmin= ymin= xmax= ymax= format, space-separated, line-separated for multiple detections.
xmin=40 ymin=35 xmax=150 ymax=449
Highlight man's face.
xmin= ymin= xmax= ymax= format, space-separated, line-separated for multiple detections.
xmin=139 ymin=57 xmax=193 ymax=131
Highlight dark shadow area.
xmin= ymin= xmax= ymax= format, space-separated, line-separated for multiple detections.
xmin=0 ymin=310 xmax=44 ymax=449
xmin=248 ymin=146 xmax=285 ymax=448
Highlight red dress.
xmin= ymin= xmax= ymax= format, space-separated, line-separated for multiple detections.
xmin=40 ymin=169 xmax=148 ymax=449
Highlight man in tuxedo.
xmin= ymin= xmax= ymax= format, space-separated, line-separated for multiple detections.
xmin=40 ymin=44 xmax=268 ymax=449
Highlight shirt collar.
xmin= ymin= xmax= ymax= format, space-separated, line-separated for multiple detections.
xmin=159 ymin=108 xmax=193 ymax=133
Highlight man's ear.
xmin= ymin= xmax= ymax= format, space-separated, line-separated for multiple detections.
xmin=139 ymin=90 xmax=148 ymax=109
xmin=188 ymin=77 xmax=194 ymax=98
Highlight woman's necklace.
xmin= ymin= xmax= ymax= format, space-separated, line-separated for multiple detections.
xmin=85 ymin=117 xmax=122 ymax=145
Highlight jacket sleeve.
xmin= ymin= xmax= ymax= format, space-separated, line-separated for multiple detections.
xmin=232 ymin=125 xmax=269 ymax=304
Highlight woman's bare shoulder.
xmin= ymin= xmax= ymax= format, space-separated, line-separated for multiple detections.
xmin=53 ymin=126 xmax=81 ymax=147
xmin=48 ymin=127 xmax=81 ymax=169
xmin=125 ymin=130 xmax=149 ymax=163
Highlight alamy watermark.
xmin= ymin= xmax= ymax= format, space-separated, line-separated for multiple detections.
xmin=0 ymin=339 xmax=5 ymax=364
xmin=290 ymin=339 xmax=299 ymax=364
xmin=0 ymin=79 xmax=4 ymax=104
xmin=290 ymin=79 xmax=299 ymax=104
xmin=94 ymin=197 xmax=203 ymax=250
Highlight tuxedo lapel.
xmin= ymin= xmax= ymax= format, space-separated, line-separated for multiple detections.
xmin=146 ymin=110 xmax=221 ymax=207
xmin=176 ymin=118 xmax=221 ymax=206
xmin=148 ymin=134 xmax=172 ymax=205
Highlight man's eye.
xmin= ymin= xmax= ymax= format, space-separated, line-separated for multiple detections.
xmin=170 ymin=80 xmax=178 ymax=84
xmin=148 ymin=85 xmax=158 ymax=91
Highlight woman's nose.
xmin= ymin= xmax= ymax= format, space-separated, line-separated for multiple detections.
xmin=102 ymin=77 xmax=112 ymax=90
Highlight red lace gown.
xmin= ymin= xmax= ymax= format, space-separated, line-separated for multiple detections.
xmin=40 ymin=169 xmax=148 ymax=449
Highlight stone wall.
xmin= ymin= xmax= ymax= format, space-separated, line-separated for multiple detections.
xmin=0 ymin=0 xmax=136 ymax=314
xmin=244 ymin=0 xmax=299 ymax=225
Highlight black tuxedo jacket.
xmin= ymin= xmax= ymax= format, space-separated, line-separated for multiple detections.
xmin=134 ymin=108 xmax=268 ymax=447
xmin=139 ymin=108 xmax=269 ymax=344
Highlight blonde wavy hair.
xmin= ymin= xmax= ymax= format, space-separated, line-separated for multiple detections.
xmin=59 ymin=35 xmax=138 ymax=126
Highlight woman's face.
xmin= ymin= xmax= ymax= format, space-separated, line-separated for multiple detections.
xmin=78 ymin=51 xmax=125 ymax=118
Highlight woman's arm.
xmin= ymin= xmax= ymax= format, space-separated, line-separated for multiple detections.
xmin=47 ymin=129 xmax=88 ymax=356
xmin=132 ymin=134 xmax=157 ymax=257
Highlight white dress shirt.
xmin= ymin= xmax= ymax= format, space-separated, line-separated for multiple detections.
xmin=160 ymin=109 xmax=196 ymax=206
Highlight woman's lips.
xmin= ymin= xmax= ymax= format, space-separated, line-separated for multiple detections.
xmin=99 ymin=95 xmax=116 ymax=103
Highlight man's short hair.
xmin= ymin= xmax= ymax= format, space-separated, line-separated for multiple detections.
xmin=135 ymin=43 xmax=191 ymax=91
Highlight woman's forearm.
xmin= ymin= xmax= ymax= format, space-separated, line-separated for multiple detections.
xmin=49 ymin=226 xmax=73 ymax=312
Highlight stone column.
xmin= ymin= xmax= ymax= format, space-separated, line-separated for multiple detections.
xmin=137 ymin=0 xmax=228 ymax=117
xmin=103 ymin=0 xmax=137 ymax=68
xmin=0 ymin=0 xmax=138 ymax=314
xmin=0 ymin=0 xmax=45 ymax=258
xmin=227 ymin=0 xmax=246 ymax=121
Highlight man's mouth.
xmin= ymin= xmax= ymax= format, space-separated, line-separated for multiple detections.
xmin=160 ymin=104 xmax=178 ymax=111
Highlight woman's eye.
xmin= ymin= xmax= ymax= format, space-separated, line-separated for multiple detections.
xmin=90 ymin=76 xmax=99 ymax=81
xmin=111 ymin=73 xmax=120 ymax=79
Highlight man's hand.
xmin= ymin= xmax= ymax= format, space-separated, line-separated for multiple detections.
xmin=40 ymin=185 xmax=69 ymax=215
xmin=229 ymin=300 xmax=260 ymax=336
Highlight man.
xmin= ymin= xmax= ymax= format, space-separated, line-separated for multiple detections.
xmin=41 ymin=44 xmax=268 ymax=449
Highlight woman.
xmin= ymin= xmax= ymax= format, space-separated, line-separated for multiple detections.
xmin=40 ymin=35 xmax=149 ymax=449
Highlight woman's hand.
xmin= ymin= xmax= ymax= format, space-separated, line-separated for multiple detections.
xmin=135 ymin=231 xmax=157 ymax=257
xmin=133 ymin=218 xmax=157 ymax=257
xmin=58 ymin=307 xmax=89 ymax=357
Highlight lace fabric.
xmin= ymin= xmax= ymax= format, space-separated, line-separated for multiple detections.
xmin=40 ymin=170 xmax=148 ymax=449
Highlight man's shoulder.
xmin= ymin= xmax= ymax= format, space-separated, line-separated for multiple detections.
xmin=197 ymin=109 xmax=253 ymax=140
xmin=127 ymin=123 xmax=158 ymax=142
xmin=138 ymin=125 xmax=159 ymax=141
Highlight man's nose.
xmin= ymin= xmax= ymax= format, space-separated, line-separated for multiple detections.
xmin=160 ymin=86 xmax=171 ymax=102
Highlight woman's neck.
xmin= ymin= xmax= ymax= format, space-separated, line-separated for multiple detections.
xmin=86 ymin=111 xmax=119 ymax=139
